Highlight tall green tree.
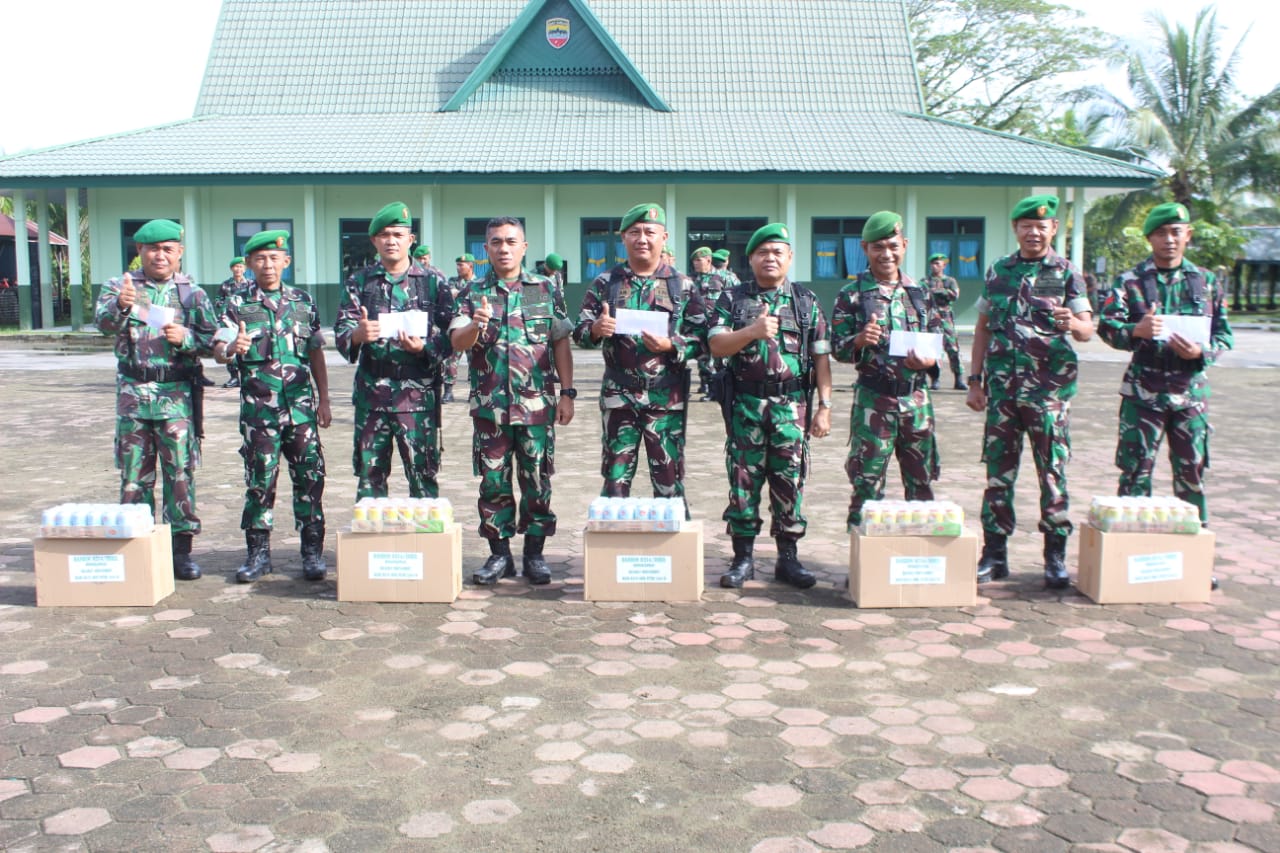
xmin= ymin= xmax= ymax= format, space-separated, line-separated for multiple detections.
xmin=907 ymin=0 xmax=1115 ymax=134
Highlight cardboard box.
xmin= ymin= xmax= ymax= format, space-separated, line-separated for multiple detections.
xmin=35 ymin=523 xmax=174 ymax=607
xmin=584 ymin=522 xmax=703 ymax=602
xmin=1077 ymin=525 xmax=1215 ymax=604
xmin=848 ymin=529 xmax=978 ymax=608
xmin=337 ymin=524 xmax=462 ymax=603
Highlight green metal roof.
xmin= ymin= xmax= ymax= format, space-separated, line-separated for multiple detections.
xmin=0 ymin=0 xmax=1163 ymax=188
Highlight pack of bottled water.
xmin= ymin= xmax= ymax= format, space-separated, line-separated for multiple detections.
xmin=860 ymin=500 xmax=965 ymax=537
xmin=1088 ymin=496 xmax=1201 ymax=534
xmin=351 ymin=497 xmax=455 ymax=534
xmin=40 ymin=503 xmax=155 ymax=539
xmin=587 ymin=497 xmax=684 ymax=532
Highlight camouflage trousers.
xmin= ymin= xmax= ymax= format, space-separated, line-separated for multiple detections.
xmin=443 ymin=351 xmax=465 ymax=387
xmin=472 ymin=417 xmax=556 ymax=541
xmin=723 ymin=393 xmax=810 ymax=539
xmin=352 ymin=407 xmax=439 ymax=500
xmin=1115 ymin=396 xmax=1211 ymax=522
xmin=927 ymin=316 xmax=964 ymax=378
xmin=599 ymin=405 xmax=686 ymax=500
xmin=980 ymin=390 xmax=1072 ymax=537
xmin=845 ymin=385 xmax=938 ymax=529
xmin=115 ymin=415 xmax=200 ymax=536
xmin=240 ymin=414 xmax=325 ymax=531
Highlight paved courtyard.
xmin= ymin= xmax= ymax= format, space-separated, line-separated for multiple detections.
xmin=1 ymin=330 xmax=1278 ymax=852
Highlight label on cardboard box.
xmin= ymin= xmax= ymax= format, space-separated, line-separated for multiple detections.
xmin=68 ymin=553 xmax=126 ymax=583
xmin=1127 ymin=551 xmax=1183 ymax=584
xmin=888 ymin=555 xmax=947 ymax=585
xmin=616 ymin=554 xmax=673 ymax=584
xmin=368 ymin=551 xmax=424 ymax=581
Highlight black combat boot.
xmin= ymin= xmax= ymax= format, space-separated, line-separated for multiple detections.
xmin=522 ymin=534 xmax=552 ymax=585
xmin=473 ymin=538 xmax=516 ymax=585
xmin=720 ymin=537 xmax=756 ymax=588
xmin=172 ymin=533 xmax=201 ymax=581
xmin=300 ymin=522 xmax=327 ymax=581
xmin=927 ymin=363 xmax=941 ymax=391
xmin=236 ymin=529 xmax=273 ymax=583
xmin=442 ymin=385 xmax=454 ymax=403
xmin=953 ymin=372 xmax=968 ymax=391
xmin=1043 ymin=532 xmax=1070 ymax=590
xmin=976 ymin=531 xmax=1009 ymax=583
xmin=774 ymin=536 xmax=816 ymax=589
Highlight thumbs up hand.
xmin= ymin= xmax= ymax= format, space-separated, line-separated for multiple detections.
xmin=1135 ymin=301 xmax=1162 ymax=340
xmin=355 ymin=304 xmax=380 ymax=344
xmin=858 ymin=313 xmax=883 ymax=348
xmin=593 ymin=301 xmax=616 ymax=339
xmin=117 ymin=274 xmax=137 ymax=312
xmin=233 ymin=320 xmax=251 ymax=356
xmin=473 ymin=295 xmax=492 ymax=328
xmin=754 ymin=302 xmax=779 ymax=340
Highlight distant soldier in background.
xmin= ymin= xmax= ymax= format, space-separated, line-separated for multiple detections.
xmin=689 ymin=246 xmax=724 ymax=398
xmin=923 ymin=252 xmax=967 ymax=391
xmin=217 ymin=256 xmax=251 ymax=388
xmin=443 ymin=252 xmax=482 ymax=403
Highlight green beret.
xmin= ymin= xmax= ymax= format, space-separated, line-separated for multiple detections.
xmin=1143 ymin=202 xmax=1192 ymax=236
xmin=412 ymin=245 xmax=431 ymax=259
xmin=711 ymin=249 xmax=730 ymax=262
xmin=745 ymin=223 xmax=792 ymax=256
xmin=455 ymin=253 xmax=476 ymax=263
xmin=544 ymin=252 xmax=564 ymax=271
xmin=691 ymin=246 xmax=713 ymax=260
xmin=928 ymin=253 xmax=948 ymax=263
xmin=861 ymin=211 xmax=903 ymax=243
xmin=1011 ymin=194 xmax=1059 ymax=221
xmin=132 ymin=219 xmax=183 ymax=244
xmin=230 ymin=257 xmax=245 ymax=268
xmin=369 ymin=201 xmax=412 ymax=237
xmin=620 ymin=203 xmax=666 ymax=232
xmin=243 ymin=230 xmax=290 ymax=255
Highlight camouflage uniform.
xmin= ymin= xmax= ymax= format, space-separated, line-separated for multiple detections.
xmin=831 ymin=271 xmax=938 ymax=529
xmin=975 ymin=250 xmax=1090 ymax=537
xmin=1098 ymin=257 xmax=1233 ymax=522
xmin=924 ymin=273 xmax=965 ymax=378
xmin=94 ymin=271 xmax=217 ymax=534
xmin=692 ymin=270 xmax=726 ymax=390
xmin=222 ymin=283 xmax=327 ymax=532
xmin=216 ymin=276 xmax=251 ymax=384
xmin=573 ymin=263 xmax=705 ymax=500
xmin=711 ymin=280 xmax=830 ymax=538
xmin=334 ymin=261 xmax=451 ymax=499
xmin=450 ymin=270 xmax=572 ymax=542
xmin=443 ymin=273 xmax=478 ymax=393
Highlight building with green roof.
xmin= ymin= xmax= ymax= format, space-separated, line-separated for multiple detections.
xmin=0 ymin=0 xmax=1160 ymax=329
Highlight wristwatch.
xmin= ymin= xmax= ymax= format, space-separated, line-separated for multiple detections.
xmin=559 ymin=387 xmax=578 ymax=400
xmin=818 ymin=398 xmax=833 ymax=409
xmin=967 ymin=374 xmax=983 ymax=383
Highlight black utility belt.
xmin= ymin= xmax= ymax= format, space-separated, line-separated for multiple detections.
xmin=735 ymin=377 xmax=805 ymax=397
xmin=858 ymin=373 xmax=924 ymax=397
xmin=1133 ymin=349 xmax=1201 ymax=374
xmin=119 ymin=363 xmax=199 ymax=383
xmin=604 ymin=366 xmax=686 ymax=391
xmin=359 ymin=352 xmax=434 ymax=381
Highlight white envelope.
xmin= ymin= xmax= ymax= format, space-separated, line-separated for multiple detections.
xmin=613 ymin=307 xmax=669 ymax=338
xmin=144 ymin=304 xmax=176 ymax=329
xmin=1156 ymin=315 xmax=1211 ymax=347
xmin=379 ymin=310 xmax=431 ymax=339
xmin=888 ymin=330 xmax=942 ymax=359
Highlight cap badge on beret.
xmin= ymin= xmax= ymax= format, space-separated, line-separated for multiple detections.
xmin=1036 ymin=205 xmax=1047 ymax=217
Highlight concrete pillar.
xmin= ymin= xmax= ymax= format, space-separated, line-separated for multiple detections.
xmin=37 ymin=190 xmax=53 ymax=328
xmin=1055 ymin=185 xmax=1068 ymax=256
xmin=905 ymin=187 xmax=919 ymax=276
xmin=183 ymin=188 xmax=198 ymax=280
xmin=67 ymin=188 xmax=83 ymax=330
xmin=544 ymin=184 xmax=557 ymax=265
xmin=1070 ymin=187 xmax=1085 ymax=273
xmin=13 ymin=190 xmax=33 ymax=330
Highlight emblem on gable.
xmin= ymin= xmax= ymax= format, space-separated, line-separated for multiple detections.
xmin=546 ymin=17 xmax=570 ymax=49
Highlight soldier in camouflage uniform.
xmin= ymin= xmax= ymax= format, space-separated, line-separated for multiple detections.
xmin=831 ymin=212 xmax=939 ymax=531
xmin=711 ymin=248 xmax=741 ymax=289
xmin=94 ymin=219 xmax=217 ymax=581
xmin=1098 ymin=202 xmax=1233 ymax=526
xmin=922 ymin=252 xmax=967 ymax=391
xmin=573 ymin=203 xmax=705 ymax=504
xmin=442 ymin=253 xmax=481 ymax=403
xmin=710 ymin=223 xmax=833 ymax=590
xmin=689 ymin=246 xmax=725 ymax=398
xmin=450 ymin=216 xmax=575 ymax=586
xmin=217 ymin=257 xmax=251 ymax=388
xmin=335 ymin=203 xmax=452 ymax=500
xmin=214 ymin=230 xmax=331 ymax=584
xmin=966 ymin=195 xmax=1093 ymax=589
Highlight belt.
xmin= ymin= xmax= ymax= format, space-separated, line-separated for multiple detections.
xmin=119 ymin=363 xmax=199 ymax=383
xmin=858 ymin=373 xmax=925 ymax=397
xmin=734 ymin=377 xmax=805 ymax=397
xmin=1133 ymin=346 xmax=1200 ymax=374
xmin=604 ymin=365 xmax=686 ymax=392
xmin=359 ymin=350 xmax=433 ymax=381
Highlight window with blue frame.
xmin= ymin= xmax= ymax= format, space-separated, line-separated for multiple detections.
xmin=925 ymin=218 xmax=984 ymax=279
xmin=812 ymin=217 xmax=869 ymax=281
xmin=581 ymin=217 xmax=624 ymax=282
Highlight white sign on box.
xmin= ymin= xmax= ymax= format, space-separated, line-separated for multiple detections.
xmin=612 ymin=308 xmax=669 ymax=338
xmin=68 ymin=554 xmax=126 ymax=583
xmin=888 ymin=555 xmax=947 ymax=585
xmin=1155 ymin=315 xmax=1211 ymax=347
xmin=1127 ymin=551 xmax=1184 ymax=585
xmin=368 ymin=551 xmax=424 ymax=581
xmin=888 ymin=330 xmax=943 ymax=360
xmin=616 ymin=554 xmax=673 ymax=584
xmin=378 ymin=310 xmax=432 ymax=340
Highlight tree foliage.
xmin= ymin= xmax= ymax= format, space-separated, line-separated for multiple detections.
xmin=907 ymin=0 xmax=1116 ymax=134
